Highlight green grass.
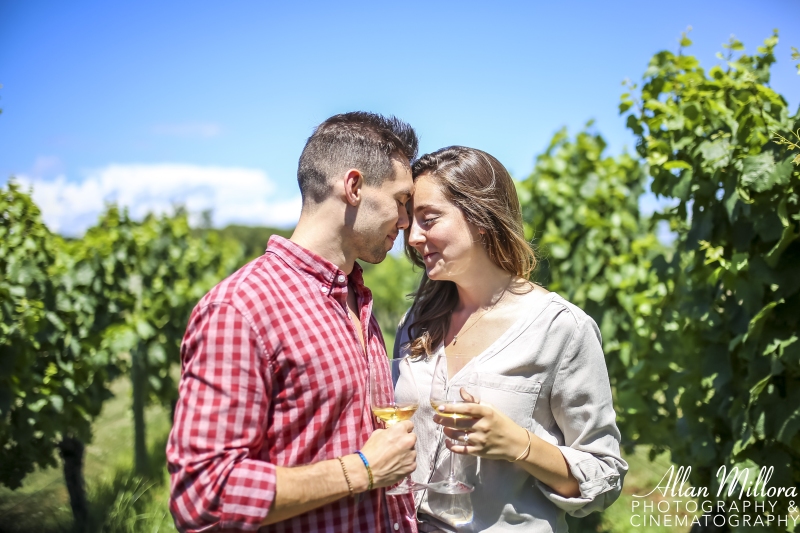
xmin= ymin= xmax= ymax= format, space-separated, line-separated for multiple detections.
xmin=0 ymin=377 xmax=697 ymax=533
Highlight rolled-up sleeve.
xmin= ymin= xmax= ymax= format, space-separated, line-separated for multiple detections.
xmin=538 ymin=314 xmax=628 ymax=517
xmin=167 ymin=302 xmax=276 ymax=532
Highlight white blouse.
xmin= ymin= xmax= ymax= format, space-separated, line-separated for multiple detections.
xmin=393 ymin=292 xmax=627 ymax=532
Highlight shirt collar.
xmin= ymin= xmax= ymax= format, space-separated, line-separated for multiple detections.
xmin=266 ymin=235 xmax=365 ymax=290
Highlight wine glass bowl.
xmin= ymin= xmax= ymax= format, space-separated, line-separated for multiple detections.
xmin=427 ymin=354 xmax=481 ymax=495
xmin=371 ymin=403 xmax=419 ymax=426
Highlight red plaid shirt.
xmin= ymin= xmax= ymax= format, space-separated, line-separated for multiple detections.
xmin=167 ymin=236 xmax=417 ymax=533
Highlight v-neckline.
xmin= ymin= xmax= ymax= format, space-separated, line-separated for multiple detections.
xmin=434 ymin=291 xmax=557 ymax=382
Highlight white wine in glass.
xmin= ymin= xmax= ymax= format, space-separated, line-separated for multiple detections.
xmin=428 ymin=400 xmax=478 ymax=420
xmin=370 ymin=357 xmax=428 ymax=494
xmin=372 ymin=403 xmax=419 ymax=425
xmin=427 ymin=354 xmax=481 ymax=495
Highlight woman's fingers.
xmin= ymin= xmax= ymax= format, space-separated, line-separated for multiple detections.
xmin=444 ymin=437 xmax=479 ymax=455
xmin=432 ymin=401 xmax=487 ymax=418
xmin=442 ymin=427 xmax=474 ymax=443
xmin=432 ymin=402 xmax=494 ymax=432
xmin=432 ymin=413 xmax=478 ymax=429
xmin=459 ymin=387 xmax=477 ymax=403
xmin=441 ymin=427 xmax=462 ymax=440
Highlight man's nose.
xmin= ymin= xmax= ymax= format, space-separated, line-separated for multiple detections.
xmin=397 ymin=205 xmax=410 ymax=231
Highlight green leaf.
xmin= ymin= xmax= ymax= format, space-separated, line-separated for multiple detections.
xmin=697 ymin=139 xmax=730 ymax=167
xmin=732 ymin=437 xmax=751 ymax=456
xmin=134 ymin=318 xmax=156 ymax=340
xmin=27 ymin=398 xmax=47 ymax=412
xmin=49 ymin=395 xmax=63 ymax=414
xmin=740 ymin=153 xmax=793 ymax=193
xmin=45 ymin=311 xmax=65 ymax=331
xmin=147 ymin=343 xmax=167 ymax=365
xmin=148 ymin=375 xmax=162 ymax=391
xmin=776 ymin=415 xmax=800 ymax=445
xmin=587 ymin=284 xmax=609 ymax=302
xmin=683 ymin=103 xmax=700 ymax=120
xmin=672 ymin=169 xmax=694 ymax=200
xmin=103 ymin=324 xmax=138 ymax=354
xmin=663 ymin=160 xmax=692 ymax=171
xmin=724 ymin=189 xmax=740 ymax=222
xmin=549 ymin=242 xmax=570 ymax=259
xmin=765 ymin=222 xmax=800 ymax=267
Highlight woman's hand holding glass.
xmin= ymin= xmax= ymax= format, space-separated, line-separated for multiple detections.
xmin=434 ymin=399 xmax=531 ymax=463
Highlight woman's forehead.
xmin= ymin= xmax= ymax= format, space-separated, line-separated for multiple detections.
xmin=411 ymin=175 xmax=448 ymax=208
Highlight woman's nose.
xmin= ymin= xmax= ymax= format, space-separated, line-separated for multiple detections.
xmin=407 ymin=219 xmax=424 ymax=247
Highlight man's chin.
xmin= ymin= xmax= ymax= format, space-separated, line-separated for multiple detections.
xmin=359 ymin=248 xmax=389 ymax=265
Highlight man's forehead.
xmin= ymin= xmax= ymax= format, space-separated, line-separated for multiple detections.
xmin=392 ymin=182 xmax=414 ymax=198
xmin=388 ymin=159 xmax=414 ymax=195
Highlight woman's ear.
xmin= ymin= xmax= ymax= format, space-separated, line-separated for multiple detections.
xmin=343 ymin=169 xmax=363 ymax=206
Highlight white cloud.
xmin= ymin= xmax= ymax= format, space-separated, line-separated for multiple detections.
xmin=152 ymin=122 xmax=222 ymax=138
xmin=16 ymin=164 xmax=301 ymax=236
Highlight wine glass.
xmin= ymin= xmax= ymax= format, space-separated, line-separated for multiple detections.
xmin=370 ymin=357 xmax=428 ymax=494
xmin=427 ymin=354 xmax=481 ymax=495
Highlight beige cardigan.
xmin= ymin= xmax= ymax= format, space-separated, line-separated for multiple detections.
xmin=393 ymin=292 xmax=627 ymax=533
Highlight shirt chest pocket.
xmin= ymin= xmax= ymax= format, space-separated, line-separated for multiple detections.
xmin=478 ymin=373 xmax=542 ymax=431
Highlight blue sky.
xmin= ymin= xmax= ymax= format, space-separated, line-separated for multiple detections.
xmin=1 ymin=0 xmax=799 ymax=235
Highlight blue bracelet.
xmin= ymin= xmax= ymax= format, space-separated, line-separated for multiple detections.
xmin=355 ymin=451 xmax=374 ymax=491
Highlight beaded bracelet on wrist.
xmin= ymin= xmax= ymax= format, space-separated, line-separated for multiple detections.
xmin=355 ymin=451 xmax=374 ymax=491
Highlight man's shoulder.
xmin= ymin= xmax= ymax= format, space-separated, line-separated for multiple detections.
xmin=197 ymin=253 xmax=296 ymax=315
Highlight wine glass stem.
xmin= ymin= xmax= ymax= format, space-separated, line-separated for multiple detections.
xmin=448 ymin=444 xmax=456 ymax=483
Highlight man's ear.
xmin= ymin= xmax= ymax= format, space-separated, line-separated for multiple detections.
xmin=343 ymin=169 xmax=363 ymax=206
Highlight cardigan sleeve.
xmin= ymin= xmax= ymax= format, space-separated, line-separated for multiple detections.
xmin=536 ymin=312 xmax=628 ymax=517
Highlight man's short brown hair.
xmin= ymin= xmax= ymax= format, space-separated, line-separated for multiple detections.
xmin=297 ymin=112 xmax=418 ymax=204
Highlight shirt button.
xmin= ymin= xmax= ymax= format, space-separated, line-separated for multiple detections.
xmin=393 ymin=524 xmax=399 ymax=531
xmin=337 ymin=274 xmax=346 ymax=283
xmin=320 ymin=285 xmax=327 ymax=293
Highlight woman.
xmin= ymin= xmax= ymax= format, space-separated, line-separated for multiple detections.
xmin=393 ymin=146 xmax=627 ymax=532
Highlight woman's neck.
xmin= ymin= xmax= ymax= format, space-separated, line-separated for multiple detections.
xmin=453 ymin=264 xmax=515 ymax=313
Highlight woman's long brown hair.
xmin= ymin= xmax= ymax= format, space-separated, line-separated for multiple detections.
xmin=404 ymin=146 xmax=536 ymax=359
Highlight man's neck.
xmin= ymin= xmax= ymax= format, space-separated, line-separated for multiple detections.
xmin=290 ymin=209 xmax=356 ymax=275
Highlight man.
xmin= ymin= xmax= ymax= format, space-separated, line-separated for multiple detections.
xmin=167 ymin=112 xmax=419 ymax=532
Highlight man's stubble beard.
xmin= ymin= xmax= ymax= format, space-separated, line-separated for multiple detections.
xmin=352 ymin=230 xmax=389 ymax=265
xmin=360 ymin=241 xmax=389 ymax=265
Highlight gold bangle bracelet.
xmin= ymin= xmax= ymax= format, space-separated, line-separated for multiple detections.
xmin=337 ymin=457 xmax=354 ymax=497
xmin=511 ymin=429 xmax=532 ymax=462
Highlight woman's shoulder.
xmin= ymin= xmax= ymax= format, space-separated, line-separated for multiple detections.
xmin=524 ymin=289 xmax=601 ymax=342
